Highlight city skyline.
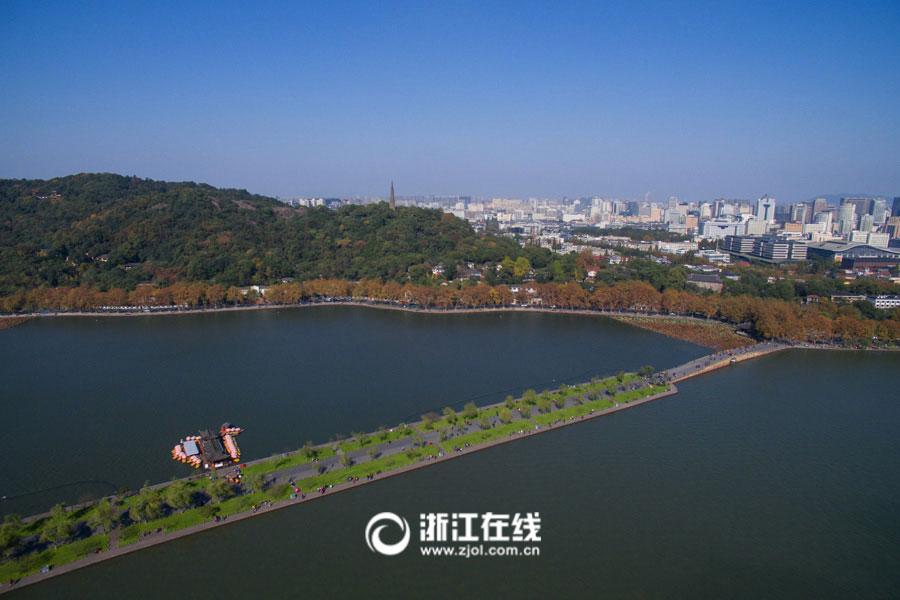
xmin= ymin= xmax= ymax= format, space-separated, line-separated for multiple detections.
xmin=1 ymin=1 xmax=899 ymax=201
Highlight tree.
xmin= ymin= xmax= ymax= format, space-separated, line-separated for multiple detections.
xmin=340 ymin=454 xmax=353 ymax=467
xmin=90 ymin=499 xmax=118 ymax=533
xmin=131 ymin=489 xmax=164 ymax=522
xmin=168 ymin=481 xmax=194 ymax=511
xmin=463 ymin=402 xmax=478 ymax=420
xmin=0 ymin=514 xmax=22 ymax=557
xmin=513 ymin=256 xmax=531 ymax=278
xmin=300 ymin=441 xmax=318 ymax=460
xmin=245 ymin=474 xmax=266 ymax=494
xmin=537 ymin=397 xmax=552 ymax=413
xmin=40 ymin=504 xmax=72 ymax=548
xmin=520 ymin=406 xmax=532 ymax=418
xmin=367 ymin=448 xmax=379 ymax=460
xmin=504 ymin=395 xmax=516 ymax=409
xmin=639 ymin=365 xmax=655 ymax=377
xmin=523 ymin=389 xmax=537 ymax=405
xmin=207 ymin=479 xmax=235 ymax=503
xmin=616 ymin=370 xmax=625 ymax=382
xmin=478 ymin=414 xmax=491 ymax=429
xmin=499 ymin=408 xmax=512 ymax=424
xmin=443 ymin=407 xmax=458 ymax=425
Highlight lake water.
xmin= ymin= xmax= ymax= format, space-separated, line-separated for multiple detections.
xmin=2 ymin=308 xmax=898 ymax=599
xmin=0 ymin=307 xmax=705 ymax=515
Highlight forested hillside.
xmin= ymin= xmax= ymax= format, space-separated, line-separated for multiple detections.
xmin=0 ymin=173 xmax=540 ymax=294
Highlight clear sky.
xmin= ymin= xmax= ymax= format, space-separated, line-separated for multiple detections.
xmin=1 ymin=1 xmax=898 ymax=202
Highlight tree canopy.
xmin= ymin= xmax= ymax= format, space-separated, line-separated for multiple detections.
xmin=0 ymin=173 xmax=539 ymax=295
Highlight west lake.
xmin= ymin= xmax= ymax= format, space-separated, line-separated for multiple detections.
xmin=1 ymin=307 xmax=898 ymax=598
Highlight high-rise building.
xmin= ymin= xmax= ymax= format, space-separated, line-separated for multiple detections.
xmin=859 ymin=214 xmax=875 ymax=232
xmin=810 ymin=198 xmax=828 ymax=218
xmin=756 ymin=195 xmax=776 ymax=223
xmin=814 ymin=210 xmax=834 ymax=233
xmin=838 ymin=204 xmax=856 ymax=235
xmin=892 ymin=197 xmax=900 ymax=218
xmin=790 ymin=203 xmax=810 ymax=224
xmin=390 ymin=181 xmax=395 ymax=210
xmin=885 ymin=216 xmax=900 ymax=239
xmin=812 ymin=197 xmax=828 ymax=216
xmin=841 ymin=197 xmax=873 ymax=217
xmin=871 ymin=198 xmax=888 ymax=225
xmin=713 ymin=199 xmax=725 ymax=218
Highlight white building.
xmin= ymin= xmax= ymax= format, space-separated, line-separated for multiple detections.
xmin=655 ymin=241 xmax=699 ymax=255
xmin=696 ymin=249 xmax=731 ymax=264
xmin=866 ymin=232 xmax=890 ymax=248
xmin=870 ymin=295 xmax=900 ymax=309
xmin=756 ymin=196 xmax=776 ymax=224
xmin=702 ymin=220 xmax=745 ymax=239
xmin=745 ymin=219 xmax=769 ymax=235
xmin=838 ymin=204 xmax=856 ymax=235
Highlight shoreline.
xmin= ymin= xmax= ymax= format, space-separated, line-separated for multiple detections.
xmin=0 ymin=300 xmax=735 ymax=323
xmin=5 ymin=301 xmax=896 ymax=352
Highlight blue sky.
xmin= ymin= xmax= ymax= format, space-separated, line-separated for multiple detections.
xmin=1 ymin=0 xmax=898 ymax=201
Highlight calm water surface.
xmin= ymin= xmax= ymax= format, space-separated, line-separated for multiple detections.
xmin=0 ymin=307 xmax=704 ymax=515
xmin=2 ymin=310 xmax=898 ymax=599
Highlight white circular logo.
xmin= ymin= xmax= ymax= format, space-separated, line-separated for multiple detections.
xmin=365 ymin=512 xmax=411 ymax=556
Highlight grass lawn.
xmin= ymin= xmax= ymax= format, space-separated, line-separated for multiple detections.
xmin=339 ymin=427 xmax=416 ymax=453
xmin=439 ymin=420 xmax=536 ymax=452
xmin=119 ymin=510 xmax=208 ymax=547
xmin=531 ymin=385 xmax=670 ymax=426
xmin=0 ymin=534 xmax=108 ymax=581
xmin=241 ymin=447 xmax=336 ymax=477
xmin=296 ymin=446 xmax=440 ymax=493
xmin=531 ymin=400 xmax=611 ymax=425
xmin=118 ymin=483 xmax=298 ymax=546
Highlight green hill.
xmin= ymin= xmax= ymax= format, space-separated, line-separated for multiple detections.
xmin=0 ymin=173 xmax=540 ymax=294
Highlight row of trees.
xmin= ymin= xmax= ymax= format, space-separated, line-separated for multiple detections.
xmin=2 ymin=277 xmax=899 ymax=345
xmin=0 ymin=474 xmax=257 ymax=560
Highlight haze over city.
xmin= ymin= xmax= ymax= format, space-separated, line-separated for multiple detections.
xmin=1 ymin=0 xmax=898 ymax=201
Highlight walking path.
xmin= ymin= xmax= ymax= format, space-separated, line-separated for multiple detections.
xmin=664 ymin=341 xmax=787 ymax=383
